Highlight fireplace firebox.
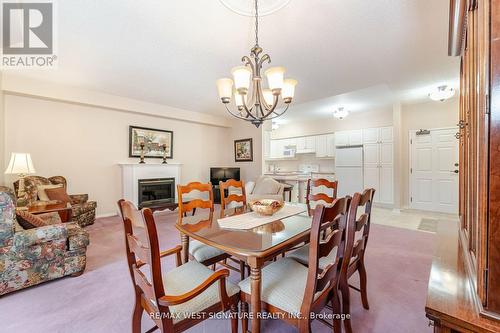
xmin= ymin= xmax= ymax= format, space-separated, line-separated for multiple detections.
xmin=138 ymin=178 xmax=175 ymax=209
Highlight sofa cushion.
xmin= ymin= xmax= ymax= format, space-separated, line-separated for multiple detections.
xmin=45 ymin=187 xmax=71 ymax=204
xmin=37 ymin=184 xmax=63 ymax=201
xmin=253 ymin=177 xmax=281 ymax=195
xmin=16 ymin=211 xmax=51 ymax=229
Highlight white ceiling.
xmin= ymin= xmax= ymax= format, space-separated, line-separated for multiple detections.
xmin=6 ymin=0 xmax=459 ymax=120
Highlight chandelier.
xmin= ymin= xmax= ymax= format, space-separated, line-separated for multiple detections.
xmin=216 ymin=0 xmax=297 ymax=127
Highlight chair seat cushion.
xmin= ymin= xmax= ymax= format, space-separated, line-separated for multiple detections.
xmin=287 ymin=244 xmax=338 ymax=269
xmin=163 ymin=261 xmax=240 ymax=323
xmin=189 ymin=240 xmax=227 ymax=263
xmin=238 ymin=258 xmax=312 ymax=314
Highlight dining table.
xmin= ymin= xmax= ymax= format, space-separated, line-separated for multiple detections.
xmin=175 ymin=203 xmax=313 ymax=333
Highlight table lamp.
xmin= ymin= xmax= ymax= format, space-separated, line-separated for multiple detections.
xmin=4 ymin=153 xmax=36 ymax=198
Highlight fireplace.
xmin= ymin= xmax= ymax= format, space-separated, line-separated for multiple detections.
xmin=138 ymin=178 xmax=175 ymax=209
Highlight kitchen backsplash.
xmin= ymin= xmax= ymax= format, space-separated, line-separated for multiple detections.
xmin=266 ymin=154 xmax=335 ymax=173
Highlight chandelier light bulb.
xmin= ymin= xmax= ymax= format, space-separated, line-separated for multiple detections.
xmin=282 ymin=79 xmax=297 ymax=103
xmin=231 ymin=66 xmax=252 ymax=93
xmin=216 ymin=78 xmax=233 ymax=103
xmin=429 ymin=85 xmax=455 ymax=101
xmin=265 ymin=66 xmax=286 ymax=92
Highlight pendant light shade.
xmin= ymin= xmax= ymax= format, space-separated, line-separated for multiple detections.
xmin=216 ymin=78 xmax=233 ymax=102
xmin=231 ymin=66 xmax=252 ymax=93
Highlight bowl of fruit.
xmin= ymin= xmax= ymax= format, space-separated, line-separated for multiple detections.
xmin=248 ymin=199 xmax=284 ymax=216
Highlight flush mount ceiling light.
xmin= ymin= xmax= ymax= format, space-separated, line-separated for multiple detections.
xmin=219 ymin=0 xmax=291 ymax=16
xmin=216 ymin=0 xmax=297 ymax=127
xmin=333 ymin=107 xmax=349 ymax=119
xmin=272 ymin=121 xmax=280 ymax=130
xmin=429 ymin=85 xmax=456 ymax=102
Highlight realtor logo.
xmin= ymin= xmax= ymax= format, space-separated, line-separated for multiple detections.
xmin=1 ymin=1 xmax=57 ymax=68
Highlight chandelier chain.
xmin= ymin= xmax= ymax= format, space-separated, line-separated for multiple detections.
xmin=254 ymin=0 xmax=259 ymax=46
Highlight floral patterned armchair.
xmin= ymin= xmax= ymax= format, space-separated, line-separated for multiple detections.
xmin=0 ymin=191 xmax=89 ymax=295
xmin=14 ymin=176 xmax=97 ymax=227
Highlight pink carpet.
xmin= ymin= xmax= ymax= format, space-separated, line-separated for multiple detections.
xmin=0 ymin=210 xmax=435 ymax=333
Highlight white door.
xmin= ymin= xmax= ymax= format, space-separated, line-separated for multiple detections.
xmin=410 ymin=128 xmax=459 ymax=214
xmin=380 ymin=127 xmax=393 ymax=143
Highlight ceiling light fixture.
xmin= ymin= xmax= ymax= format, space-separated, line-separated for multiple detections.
xmin=429 ymin=85 xmax=455 ymax=102
xmin=272 ymin=121 xmax=280 ymax=130
xmin=216 ymin=0 xmax=297 ymax=127
xmin=333 ymin=107 xmax=349 ymax=119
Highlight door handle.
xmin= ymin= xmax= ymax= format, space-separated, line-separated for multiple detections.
xmin=452 ymin=170 xmax=459 ymax=174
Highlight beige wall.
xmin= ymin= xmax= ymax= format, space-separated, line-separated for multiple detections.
xmin=400 ymin=97 xmax=459 ymax=207
xmin=3 ymin=94 xmax=232 ymax=216
xmin=271 ymin=108 xmax=393 ymax=139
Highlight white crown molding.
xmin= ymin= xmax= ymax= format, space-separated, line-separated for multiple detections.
xmin=0 ymin=73 xmax=231 ymax=128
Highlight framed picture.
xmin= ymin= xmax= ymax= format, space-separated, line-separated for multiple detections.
xmin=234 ymin=138 xmax=253 ymax=162
xmin=129 ymin=126 xmax=173 ymax=159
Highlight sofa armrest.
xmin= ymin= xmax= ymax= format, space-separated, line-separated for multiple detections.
xmin=12 ymin=224 xmax=67 ymax=249
xmin=69 ymin=194 xmax=88 ymax=205
xmin=245 ymin=181 xmax=256 ymax=195
xmin=66 ymin=222 xmax=90 ymax=250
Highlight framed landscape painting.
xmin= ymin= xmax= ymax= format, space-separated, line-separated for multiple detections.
xmin=234 ymin=138 xmax=253 ymax=162
xmin=129 ymin=126 xmax=173 ymax=159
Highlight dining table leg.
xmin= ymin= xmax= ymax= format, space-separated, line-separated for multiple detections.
xmin=250 ymin=265 xmax=262 ymax=333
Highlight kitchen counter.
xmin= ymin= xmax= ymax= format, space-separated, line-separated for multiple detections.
xmin=263 ymin=172 xmax=336 ymax=203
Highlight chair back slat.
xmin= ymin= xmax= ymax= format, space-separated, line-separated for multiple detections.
xmin=306 ymin=178 xmax=338 ymax=215
xmin=301 ymin=197 xmax=349 ymax=313
xmin=219 ymin=179 xmax=246 ymax=215
xmin=341 ymin=189 xmax=375 ymax=276
xmin=126 ymin=233 xmax=150 ymax=265
xmin=177 ymin=182 xmax=214 ymax=225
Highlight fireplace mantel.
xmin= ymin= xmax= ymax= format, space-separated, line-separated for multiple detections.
xmin=119 ymin=163 xmax=182 ymax=207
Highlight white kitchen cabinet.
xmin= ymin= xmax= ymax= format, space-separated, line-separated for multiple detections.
xmin=269 ymin=140 xmax=280 ymax=158
xmin=335 ymin=130 xmax=362 ymax=146
xmin=316 ymin=134 xmax=335 ymax=158
xmin=263 ymin=131 xmax=271 ymax=158
xmin=363 ymin=126 xmax=393 ymax=144
xmin=363 ymin=141 xmax=394 ymax=204
xmin=295 ymin=135 xmax=316 ymax=154
xmin=335 ymin=131 xmax=349 ymax=146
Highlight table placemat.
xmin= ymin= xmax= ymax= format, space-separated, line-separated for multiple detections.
xmin=217 ymin=204 xmax=307 ymax=230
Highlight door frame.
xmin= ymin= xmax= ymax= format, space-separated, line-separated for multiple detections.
xmin=408 ymin=126 xmax=458 ymax=211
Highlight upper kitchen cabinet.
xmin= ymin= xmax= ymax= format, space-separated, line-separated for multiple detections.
xmin=363 ymin=126 xmax=393 ymax=144
xmin=335 ymin=129 xmax=363 ymax=146
xmin=316 ymin=134 xmax=335 ymax=158
xmin=296 ymin=136 xmax=317 ymax=154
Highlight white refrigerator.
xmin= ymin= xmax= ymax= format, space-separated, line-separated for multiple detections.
xmin=335 ymin=145 xmax=364 ymax=197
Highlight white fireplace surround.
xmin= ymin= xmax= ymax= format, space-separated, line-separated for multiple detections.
xmin=119 ymin=163 xmax=182 ymax=207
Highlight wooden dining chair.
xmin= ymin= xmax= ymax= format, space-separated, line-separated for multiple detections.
xmin=177 ymin=182 xmax=231 ymax=267
xmin=219 ymin=179 xmax=246 ymax=216
xmin=238 ymin=198 xmax=350 ymax=333
xmin=340 ymin=188 xmax=375 ymax=333
xmin=218 ymin=179 xmax=249 ymax=280
xmin=305 ymin=178 xmax=338 ymax=216
xmin=117 ymin=199 xmax=240 ymax=333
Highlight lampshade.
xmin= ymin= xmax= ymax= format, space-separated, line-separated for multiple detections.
xmin=282 ymin=79 xmax=297 ymax=101
xmin=216 ymin=78 xmax=233 ymax=102
xmin=265 ymin=66 xmax=285 ymax=91
xmin=4 ymin=153 xmax=36 ymax=175
xmin=231 ymin=66 xmax=252 ymax=92
xmin=234 ymin=91 xmax=247 ymax=107
xmin=262 ymin=89 xmax=274 ymax=106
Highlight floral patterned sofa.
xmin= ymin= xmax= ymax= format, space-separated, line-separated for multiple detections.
xmin=0 ymin=190 xmax=89 ymax=295
xmin=14 ymin=176 xmax=97 ymax=227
